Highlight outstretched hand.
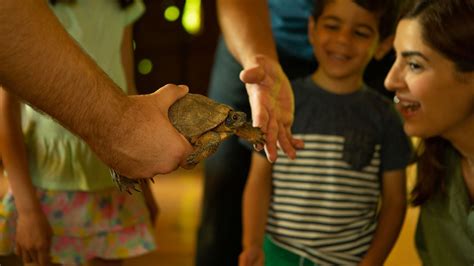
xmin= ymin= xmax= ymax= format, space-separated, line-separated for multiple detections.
xmin=15 ymin=210 xmax=52 ymax=266
xmin=240 ymin=55 xmax=304 ymax=162
xmin=109 ymin=84 xmax=193 ymax=179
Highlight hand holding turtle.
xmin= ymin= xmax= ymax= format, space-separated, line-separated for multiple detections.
xmin=240 ymin=55 xmax=304 ymax=162
xmin=108 ymin=84 xmax=193 ymax=180
xmin=113 ymin=93 xmax=265 ymax=192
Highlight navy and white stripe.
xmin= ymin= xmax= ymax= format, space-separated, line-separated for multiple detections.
xmin=266 ymin=134 xmax=381 ymax=265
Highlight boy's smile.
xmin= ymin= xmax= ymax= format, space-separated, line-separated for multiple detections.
xmin=309 ymin=0 xmax=390 ymax=94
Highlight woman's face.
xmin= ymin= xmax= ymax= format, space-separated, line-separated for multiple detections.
xmin=385 ymin=19 xmax=474 ymax=139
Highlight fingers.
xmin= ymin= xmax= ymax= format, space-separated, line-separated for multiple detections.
xmin=17 ymin=247 xmax=50 ymax=266
xmin=239 ymin=252 xmax=252 ymax=266
xmin=22 ymin=251 xmax=33 ymax=264
xmin=291 ymin=136 xmax=305 ymax=149
xmin=262 ymin=119 xmax=304 ymax=162
xmin=263 ymin=116 xmax=278 ymax=163
xmin=276 ymin=124 xmax=296 ymax=160
xmin=29 ymin=252 xmax=39 ymax=265
xmin=15 ymin=244 xmax=22 ymax=260
xmin=16 ymin=245 xmax=35 ymax=265
xmin=38 ymin=249 xmax=51 ymax=266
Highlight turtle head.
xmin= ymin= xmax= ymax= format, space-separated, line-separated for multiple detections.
xmin=225 ymin=110 xmax=247 ymax=129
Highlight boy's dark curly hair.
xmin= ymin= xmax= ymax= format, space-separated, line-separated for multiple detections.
xmin=312 ymin=0 xmax=407 ymax=40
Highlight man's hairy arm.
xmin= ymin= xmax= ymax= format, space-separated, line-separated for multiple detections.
xmin=0 ymin=0 xmax=192 ymax=178
xmin=0 ymin=0 xmax=126 ymax=140
xmin=217 ymin=0 xmax=303 ymax=162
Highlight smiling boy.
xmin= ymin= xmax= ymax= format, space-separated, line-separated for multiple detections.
xmin=239 ymin=0 xmax=412 ymax=265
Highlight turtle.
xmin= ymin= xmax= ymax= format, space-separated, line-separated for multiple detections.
xmin=112 ymin=93 xmax=265 ymax=193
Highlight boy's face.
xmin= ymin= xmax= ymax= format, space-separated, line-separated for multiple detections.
xmin=309 ymin=0 xmax=387 ymax=81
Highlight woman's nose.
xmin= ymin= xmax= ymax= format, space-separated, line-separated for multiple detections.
xmin=384 ymin=62 xmax=403 ymax=92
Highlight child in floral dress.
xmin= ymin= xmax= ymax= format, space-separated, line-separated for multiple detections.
xmin=0 ymin=0 xmax=157 ymax=265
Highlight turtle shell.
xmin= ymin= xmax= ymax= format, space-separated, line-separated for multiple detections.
xmin=169 ymin=93 xmax=232 ymax=140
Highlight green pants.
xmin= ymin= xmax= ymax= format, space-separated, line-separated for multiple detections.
xmin=263 ymin=235 xmax=318 ymax=266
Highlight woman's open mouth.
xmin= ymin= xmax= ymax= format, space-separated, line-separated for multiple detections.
xmin=394 ymin=96 xmax=421 ymax=118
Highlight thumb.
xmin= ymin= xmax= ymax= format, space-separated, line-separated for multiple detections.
xmin=154 ymin=84 xmax=189 ymax=110
xmin=240 ymin=65 xmax=265 ymax=84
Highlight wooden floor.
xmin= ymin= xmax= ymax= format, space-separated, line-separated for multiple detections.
xmin=0 ymin=164 xmax=421 ymax=266
xmin=125 ymin=164 xmax=421 ymax=266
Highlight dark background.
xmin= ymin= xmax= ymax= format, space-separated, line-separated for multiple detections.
xmin=133 ymin=0 xmax=220 ymax=95
xmin=132 ymin=1 xmax=394 ymax=98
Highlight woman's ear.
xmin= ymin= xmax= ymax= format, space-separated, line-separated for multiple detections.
xmin=374 ymin=35 xmax=395 ymax=60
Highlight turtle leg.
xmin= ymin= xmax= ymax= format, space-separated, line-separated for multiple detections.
xmin=235 ymin=123 xmax=266 ymax=147
xmin=184 ymin=131 xmax=232 ymax=168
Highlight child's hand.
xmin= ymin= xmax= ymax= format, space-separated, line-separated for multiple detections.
xmin=15 ymin=210 xmax=52 ymax=266
xmin=239 ymin=245 xmax=264 ymax=266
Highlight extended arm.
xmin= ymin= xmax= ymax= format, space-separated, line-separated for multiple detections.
xmin=359 ymin=169 xmax=407 ymax=266
xmin=217 ymin=0 xmax=303 ymax=162
xmin=217 ymin=0 xmax=276 ymax=66
xmin=0 ymin=0 xmax=192 ymax=178
xmin=0 ymin=89 xmax=52 ymax=266
xmin=239 ymin=152 xmax=273 ymax=266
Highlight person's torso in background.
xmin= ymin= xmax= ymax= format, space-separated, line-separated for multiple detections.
xmin=268 ymin=0 xmax=314 ymax=61
xmin=22 ymin=0 xmax=145 ymax=191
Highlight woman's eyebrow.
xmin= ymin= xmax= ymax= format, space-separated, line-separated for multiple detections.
xmin=401 ymin=51 xmax=430 ymax=62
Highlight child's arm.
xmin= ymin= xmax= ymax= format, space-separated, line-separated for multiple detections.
xmin=239 ymin=152 xmax=273 ymax=266
xmin=0 ymin=88 xmax=53 ymax=266
xmin=359 ymin=169 xmax=407 ymax=266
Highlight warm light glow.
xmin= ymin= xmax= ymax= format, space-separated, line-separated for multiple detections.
xmin=138 ymin=59 xmax=153 ymax=75
xmin=164 ymin=5 xmax=180 ymax=22
xmin=182 ymin=0 xmax=202 ymax=35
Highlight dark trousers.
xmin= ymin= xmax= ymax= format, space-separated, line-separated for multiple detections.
xmin=195 ymin=38 xmax=316 ymax=266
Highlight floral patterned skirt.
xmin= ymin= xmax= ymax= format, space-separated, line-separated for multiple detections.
xmin=0 ymin=187 xmax=156 ymax=265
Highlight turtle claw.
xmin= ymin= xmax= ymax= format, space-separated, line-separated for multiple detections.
xmin=183 ymin=155 xmax=198 ymax=169
xmin=110 ymin=169 xmax=142 ymax=193
xmin=251 ymin=131 xmax=266 ymax=151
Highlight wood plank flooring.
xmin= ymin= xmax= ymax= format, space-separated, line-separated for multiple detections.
xmin=0 ymin=163 xmax=420 ymax=266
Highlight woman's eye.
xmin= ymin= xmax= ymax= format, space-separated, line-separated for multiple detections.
xmin=408 ymin=62 xmax=423 ymax=71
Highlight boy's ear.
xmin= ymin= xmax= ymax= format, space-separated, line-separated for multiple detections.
xmin=374 ymin=35 xmax=394 ymax=60
xmin=308 ymin=16 xmax=316 ymax=45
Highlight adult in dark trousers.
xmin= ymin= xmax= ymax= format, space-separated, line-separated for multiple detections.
xmin=195 ymin=0 xmax=396 ymax=265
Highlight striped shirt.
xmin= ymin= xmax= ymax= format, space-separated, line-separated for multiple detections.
xmin=265 ymin=77 xmax=412 ymax=265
